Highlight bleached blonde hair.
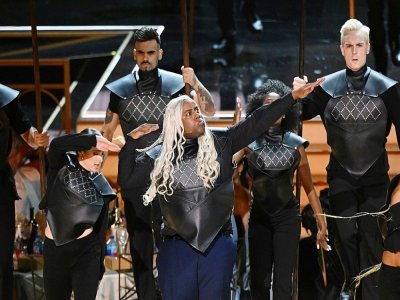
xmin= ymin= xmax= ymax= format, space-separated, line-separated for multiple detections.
xmin=139 ymin=95 xmax=220 ymax=205
xmin=340 ymin=19 xmax=370 ymax=44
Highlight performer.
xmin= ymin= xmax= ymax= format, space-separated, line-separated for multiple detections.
xmin=39 ymin=129 xmax=120 ymax=300
xmin=126 ymin=79 xmax=321 ymax=299
xmin=0 ymin=83 xmax=48 ymax=300
xmin=378 ymin=174 xmax=400 ymax=299
xmin=233 ymin=80 xmax=330 ymax=299
xmin=100 ymin=27 xmax=216 ymax=300
xmin=293 ymin=19 xmax=400 ymax=299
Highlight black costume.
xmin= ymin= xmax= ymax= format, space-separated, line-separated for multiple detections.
xmin=378 ymin=174 xmax=400 ymax=299
xmin=125 ymin=93 xmax=296 ymax=299
xmin=106 ymin=68 xmax=184 ymax=299
xmin=39 ymin=133 xmax=116 ymax=300
xmin=0 ymin=84 xmax=30 ymax=300
xmin=301 ymin=65 xmax=400 ymax=299
xmin=247 ymin=127 xmax=306 ymax=299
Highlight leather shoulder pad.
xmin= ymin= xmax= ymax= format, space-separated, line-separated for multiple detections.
xmin=248 ymin=138 xmax=266 ymax=151
xmin=146 ymin=144 xmax=162 ymax=160
xmin=283 ymin=131 xmax=309 ymax=150
xmin=364 ymin=69 xmax=397 ymax=97
xmin=320 ymin=70 xmax=347 ymax=97
xmin=0 ymin=83 xmax=19 ymax=109
xmin=159 ymin=69 xmax=185 ymax=96
xmin=105 ymin=74 xmax=138 ymax=99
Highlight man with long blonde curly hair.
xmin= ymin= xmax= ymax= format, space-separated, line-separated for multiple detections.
xmin=124 ymin=79 xmax=321 ymax=299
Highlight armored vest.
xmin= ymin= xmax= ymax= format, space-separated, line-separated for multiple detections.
xmin=146 ymin=144 xmax=233 ymax=253
xmin=248 ymin=131 xmax=307 ymax=215
xmin=106 ymin=69 xmax=184 ymax=149
xmin=44 ymin=155 xmax=116 ymax=246
xmin=321 ymin=68 xmax=396 ymax=178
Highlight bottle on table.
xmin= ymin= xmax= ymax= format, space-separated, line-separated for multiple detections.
xmin=106 ymin=235 xmax=118 ymax=257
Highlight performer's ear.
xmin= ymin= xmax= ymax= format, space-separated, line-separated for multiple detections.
xmin=158 ymin=48 xmax=163 ymax=61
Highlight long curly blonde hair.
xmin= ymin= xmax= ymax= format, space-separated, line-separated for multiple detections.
xmin=139 ymin=95 xmax=220 ymax=205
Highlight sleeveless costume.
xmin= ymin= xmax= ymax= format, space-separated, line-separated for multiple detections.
xmin=301 ymin=65 xmax=400 ymax=299
xmin=247 ymin=127 xmax=307 ymax=299
xmin=125 ymin=93 xmax=296 ymax=300
xmin=39 ymin=133 xmax=116 ymax=300
xmin=0 ymin=84 xmax=31 ymax=300
xmin=106 ymin=68 xmax=185 ymax=299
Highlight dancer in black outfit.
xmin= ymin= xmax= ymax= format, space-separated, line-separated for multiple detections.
xmin=233 ymin=79 xmax=330 ymax=300
xmin=0 ymin=83 xmax=48 ymax=300
xmin=101 ymin=27 xmax=216 ymax=300
xmin=39 ymin=129 xmax=120 ymax=300
xmin=122 ymin=79 xmax=321 ymax=300
xmin=294 ymin=19 xmax=400 ymax=299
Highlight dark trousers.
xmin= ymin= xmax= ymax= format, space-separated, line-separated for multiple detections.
xmin=248 ymin=199 xmax=301 ymax=300
xmin=43 ymin=233 xmax=101 ymax=300
xmin=123 ymin=187 xmax=161 ymax=300
xmin=0 ymin=192 xmax=14 ymax=300
xmin=328 ymin=177 xmax=387 ymax=300
xmin=157 ymin=234 xmax=236 ymax=300
xmin=367 ymin=0 xmax=400 ymax=73
xmin=379 ymin=264 xmax=400 ymax=300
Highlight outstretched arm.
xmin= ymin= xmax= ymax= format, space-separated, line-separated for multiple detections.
xmin=181 ymin=66 xmax=216 ymax=116
xmin=297 ymin=145 xmax=331 ymax=251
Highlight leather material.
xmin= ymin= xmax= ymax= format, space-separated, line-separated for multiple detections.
xmin=115 ymin=92 xmax=170 ymax=148
xmin=105 ymin=69 xmax=184 ymax=149
xmin=324 ymin=92 xmax=388 ymax=178
xmin=145 ymin=143 xmax=233 ymax=253
xmin=247 ymin=131 xmax=304 ymax=215
xmin=160 ymin=181 xmax=233 ymax=253
xmin=44 ymin=158 xmax=116 ymax=246
xmin=0 ymin=84 xmax=19 ymax=109
xmin=105 ymin=69 xmax=184 ymax=99
xmin=320 ymin=67 xmax=397 ymax=98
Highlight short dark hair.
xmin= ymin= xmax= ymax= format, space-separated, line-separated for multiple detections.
xmin=134 ymin=27 xmax=161 ymax=45
xmin=245 ymin=79 xmax=299 ymax=131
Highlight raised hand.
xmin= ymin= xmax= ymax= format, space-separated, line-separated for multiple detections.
xmin=292 ymin=77 xmax=324 ymax=100
xmin=95 ymin=135 xmax=121 ymax=152
xmin=127 ymin=123 xmax=159 ymax=140
xmin=293 ymin=75 xmax=308 ymax=90
xmin=181 ymin=66 xmax=198 ymax=89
